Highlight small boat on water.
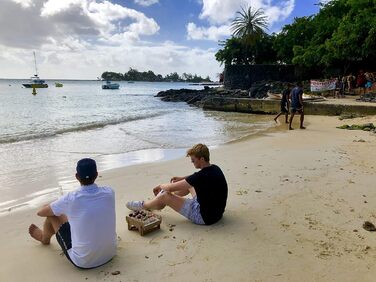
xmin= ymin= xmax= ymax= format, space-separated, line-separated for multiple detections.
xmin=55 ymin=82 xmax=63 ymax=87
xmin=22 ymin=52 xmax=48 ymax=88
xmin=102 ymin=81 xmax=120 ymax=89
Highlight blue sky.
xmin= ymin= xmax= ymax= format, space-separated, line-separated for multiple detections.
xmin=0 ymin=0 xmax=321 ymax=80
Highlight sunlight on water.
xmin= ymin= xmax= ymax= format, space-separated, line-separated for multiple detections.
xmin=0 ymin=80 xmax=274 ymax=215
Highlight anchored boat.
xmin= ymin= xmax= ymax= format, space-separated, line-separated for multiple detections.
xmin=102 ymin=80 xmax=120 ymax=89
xmin=22 ymin=52 xmax=48 ymax=88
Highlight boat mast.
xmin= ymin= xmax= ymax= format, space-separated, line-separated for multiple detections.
xmin=33 ymin=51 xmax=38 ymax=77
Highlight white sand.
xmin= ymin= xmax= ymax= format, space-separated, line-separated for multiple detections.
xmin=1 ymin=115 xmax=376 ymax=282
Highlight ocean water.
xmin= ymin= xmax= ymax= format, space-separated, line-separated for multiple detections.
xmin=0 ymin=79 xmax=274 ymax=214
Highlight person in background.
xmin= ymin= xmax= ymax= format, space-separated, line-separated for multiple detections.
xmin=289 ymin=81 xmax=305 ymax=130
xmin=274 ymin=83 xmax=291 ymax=124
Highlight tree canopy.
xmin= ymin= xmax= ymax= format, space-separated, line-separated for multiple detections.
xmin=102 ymin=68 xmax=211 ymax=82
xmin=216 ymin=0 xmax=376 ymax=76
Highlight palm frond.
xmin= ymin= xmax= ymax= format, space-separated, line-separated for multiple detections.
xmin=231 ymin=6 xmax=268 ymax=39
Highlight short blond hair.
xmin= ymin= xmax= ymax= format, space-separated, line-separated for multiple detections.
xmin=186 ymin=143 xmax=210 ymax=162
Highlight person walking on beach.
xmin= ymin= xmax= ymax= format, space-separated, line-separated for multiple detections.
xmin=126 ymin=144 xmax=228 ymax=225
xmin=28 ymin=158 xmax=116 ymax=269
xmin=289 ymin=81 xmax=305 ymax=130
xmin=274 ymin=84 xmax=291 ymax=123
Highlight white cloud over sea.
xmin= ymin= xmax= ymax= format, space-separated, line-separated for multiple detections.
xmin=187 ymin=0 xmax=295 ymax=41
xmin=0 ymin=0 xmax=222 ymax=80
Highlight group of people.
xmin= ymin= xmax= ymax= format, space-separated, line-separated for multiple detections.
xmin=341 ymin=70 xmax=375 ymax=94
xmin=28 ymin=144 xmax=228 ymax=269
xmin=274 ymin=82 xmax=305 ymax=130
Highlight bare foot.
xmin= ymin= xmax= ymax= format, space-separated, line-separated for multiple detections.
xmin=300 ymin=126 xmax=306 ymax=129
xmin=29 ymin=224 xmax=50 ymax=244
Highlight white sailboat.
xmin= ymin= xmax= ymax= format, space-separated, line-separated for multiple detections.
xmin=23 ymin=52 xmax=48 ymax=88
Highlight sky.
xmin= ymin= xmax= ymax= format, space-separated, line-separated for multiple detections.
xmin=0 ymin=0 xmax=322 ymax=80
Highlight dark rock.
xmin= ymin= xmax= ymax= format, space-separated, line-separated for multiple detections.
xmin=363 ymin=221 xmax=376 ymax=232
xmin=111 ymin=271 xmax=121 ymax=275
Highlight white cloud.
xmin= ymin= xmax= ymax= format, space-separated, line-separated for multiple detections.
xmin=10 ymin=0 xmax=34 ymax=8
xmin=134 ymin=0 xmax=159 ymax=7
xmin=187 ymin=22 xmax=230 ymax=41
xmin=1 ymin=0 xmax=159 ymax=49
xmin=188 ymin=0 xmax=295 ymax=41
xmin=199 ymin=0 xmax=295 ymax=26
xmin=0 ymin=0 xmax=221 ymax=80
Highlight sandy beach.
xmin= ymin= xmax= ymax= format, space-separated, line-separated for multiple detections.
xmin=1 ymin=114 xmax=376 ymax=282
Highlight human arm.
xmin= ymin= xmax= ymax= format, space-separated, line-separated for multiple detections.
xmin=37 ymin=204 xmax=55 ymax=217
xmin=170 ymin=176 xmax=188 ymax=183
xmin=153 ymin=180 xmax=192 ymax=196
xmin=299 ymin=91 xmax=304 ymax=109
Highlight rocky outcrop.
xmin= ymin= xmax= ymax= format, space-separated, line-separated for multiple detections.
xmin=155 ymin=84 xmax=376 ymax=116
xmin=155 ymin=81 xmax=293 ymax=104
xmin=155 ymin=87 xmax=251 ymax=105
xmin=357 ymin=93 xmax=376 ymax=102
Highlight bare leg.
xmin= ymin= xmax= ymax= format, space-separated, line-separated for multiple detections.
xmin=300 ymin=112 xmax=305 ymax=129
xmin=29 ymin=215 xmax=68 ymax=245
xmin=143 ymin=192 xmax=185 ymax=213
xmin=285 ymin=113 xmax=289 ymax=123
xmin=274 ymin=112 xmax=283 ymax=123
xmin=289 ymin=112 xmax=295 ymax=130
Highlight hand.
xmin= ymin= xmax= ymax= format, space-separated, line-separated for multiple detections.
xmin=170 ymin=176 xmax=182 ymax=183
xmin=153 ymin=185 xmax=162 ymax=196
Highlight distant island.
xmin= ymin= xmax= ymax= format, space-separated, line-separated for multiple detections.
xmin=101 ymin=68 xmax=212 ymax=83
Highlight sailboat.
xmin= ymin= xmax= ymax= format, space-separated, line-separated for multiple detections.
xmin=22 ymin=52 xmax=48 ymax=88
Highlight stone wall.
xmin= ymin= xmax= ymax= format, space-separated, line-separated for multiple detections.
xmin=224 ymin=65 xmax=297 ymax=90
xmin=201 ymin=97 xmax=376 ymax=116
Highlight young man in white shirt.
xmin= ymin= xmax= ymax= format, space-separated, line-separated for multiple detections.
xmin=28 ymin=158 xmax=116 ymax=269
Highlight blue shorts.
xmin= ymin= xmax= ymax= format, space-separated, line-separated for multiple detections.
xmin=179 ymin=196 xmax=205 ymax=225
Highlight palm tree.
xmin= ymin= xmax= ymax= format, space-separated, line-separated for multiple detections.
xmin=230 ymin=6 xmax=269 ymax=64
xmin=231 ymin=6 xmax=268 ymax=42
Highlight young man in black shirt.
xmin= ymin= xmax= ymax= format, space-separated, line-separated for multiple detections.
xmin=274 ymin=83 xmax=291 ymax=124
xmin=126 ymin=144 xmax=228 ymax=225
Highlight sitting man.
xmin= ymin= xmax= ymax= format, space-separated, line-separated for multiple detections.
xmin=28 ymin=158 xmax=116 ymax=269
xmin=126 ymin=144 xmax=228 ymax=225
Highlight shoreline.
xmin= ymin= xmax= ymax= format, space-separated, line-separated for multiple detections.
xmin=2 ymin=115 xmax=376 ymax=281
xmin=0 ymin=118 xmax=278 ymax=216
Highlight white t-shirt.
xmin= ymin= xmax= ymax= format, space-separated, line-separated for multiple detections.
xmin=51 ymin=184 xmax=117 ymax=268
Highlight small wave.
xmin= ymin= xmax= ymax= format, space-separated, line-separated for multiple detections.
xmin=0 ymin=111 xmax=167 ymax=144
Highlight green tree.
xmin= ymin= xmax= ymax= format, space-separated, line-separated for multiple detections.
xmin=231 ymin=6 xmax=268 ymax=44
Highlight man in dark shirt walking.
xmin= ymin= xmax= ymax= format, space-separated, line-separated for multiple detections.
xmin=274 ymin=84 xmax=291 ymax=124
xmin=289 ymin=81 xmax=306 ymax=130
xmin=126 ymin=144 xmax=228 ymax=225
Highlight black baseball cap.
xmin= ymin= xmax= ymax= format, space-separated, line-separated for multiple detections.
xmin=76 ymin=158 xmax=97 ymax=179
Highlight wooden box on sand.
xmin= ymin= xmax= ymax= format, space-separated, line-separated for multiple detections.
xmin=126 ymin=210 xmax=162 ymax=236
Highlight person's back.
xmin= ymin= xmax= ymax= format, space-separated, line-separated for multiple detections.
xmin=52 ymin=184 xmax=116 ymax=268
xmin=28 ymin=158 xmax=117 ymax=269
xmin=186 ymin=164 xmax=228 ymax=225
xmin=290 ymin=86 xmax=303 ymax=109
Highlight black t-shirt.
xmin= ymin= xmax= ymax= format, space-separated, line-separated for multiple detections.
xmin=186 ymin=164 xmax=228 ymax=225
xmin=281 ymin=88 xmax=290 ymax=106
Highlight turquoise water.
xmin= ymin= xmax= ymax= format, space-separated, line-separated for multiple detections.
xmin=0 ymin=80 xmax=274 ymax=214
